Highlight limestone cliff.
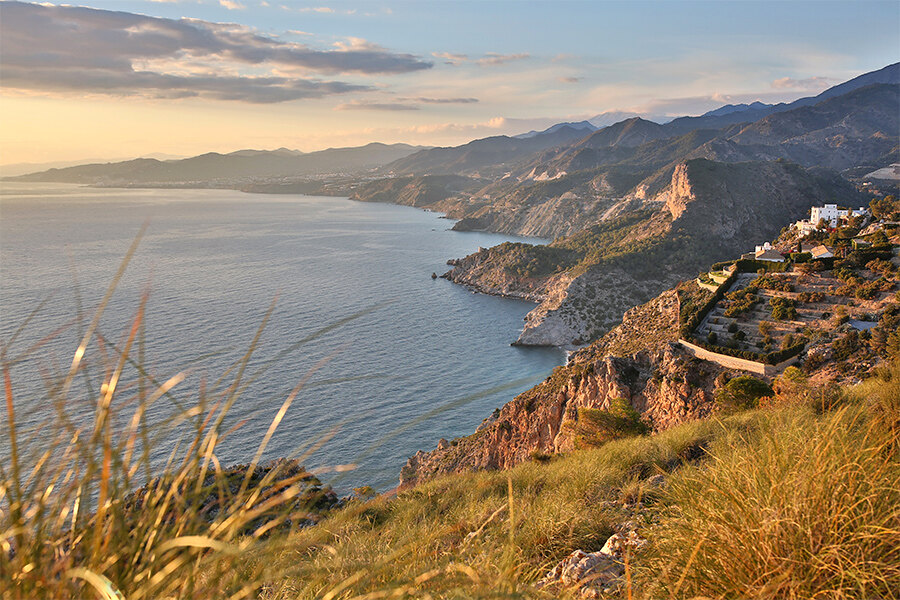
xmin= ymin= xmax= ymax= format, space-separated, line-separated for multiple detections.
xmin=400 ymin=289 xmax=723 ymax=486
xmin=444 ymin=159 xmax=862 ymax=348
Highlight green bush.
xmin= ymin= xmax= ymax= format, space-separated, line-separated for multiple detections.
xmin=715 ymin=376 xmax=774 ymax=412
xmin=572 ymin=399 xmax=649 ymax=448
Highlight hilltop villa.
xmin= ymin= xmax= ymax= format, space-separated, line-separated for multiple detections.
xmin=793 ymin=204 xmax=871 ymax=235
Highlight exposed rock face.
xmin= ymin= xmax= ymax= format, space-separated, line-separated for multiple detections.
xmin=400 ymin=289 xmax=724 ymax=487
xmin=441 ymin=245 xmax=566 ymax=302
xmin=445 ymin=158 xmax=863 ymax=348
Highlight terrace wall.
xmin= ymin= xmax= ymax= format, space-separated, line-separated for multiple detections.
xmin=678 ymin=339 xmax=799 ymax=377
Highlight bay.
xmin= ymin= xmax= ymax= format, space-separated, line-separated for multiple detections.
xmin=0 ymin=183 xmax=564 ymax=491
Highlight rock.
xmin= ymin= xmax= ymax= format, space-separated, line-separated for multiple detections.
xmin=646 ymin=473 xmax=666 ymax=488
xmin=599 ymin=530 xmax=648 ymax=560
xmin=537 ymin=549 xmax=624 ymax=592
xmin=431 ymin=272 xmax=437 ymax=279
xmin=400 ymin=340 xmax=721 ymax=487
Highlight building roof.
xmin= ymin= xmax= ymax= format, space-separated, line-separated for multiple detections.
xmin=755 ymin=249 xmax=785 ymax=262
xmin=809 ymin=245 xmax=834 ymax=259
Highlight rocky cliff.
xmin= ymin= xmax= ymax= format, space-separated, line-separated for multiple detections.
xmin=400 ymin=288 xmax=723 ymax=486
xmin=444 ymin=159 xmax=862 ymax=347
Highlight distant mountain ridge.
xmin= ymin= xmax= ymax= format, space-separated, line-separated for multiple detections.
xmin=6 ymin=143 xmax=425 ymax=185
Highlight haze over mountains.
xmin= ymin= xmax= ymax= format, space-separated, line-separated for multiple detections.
xmin=6 ymin=143 xmax=425 ymax=185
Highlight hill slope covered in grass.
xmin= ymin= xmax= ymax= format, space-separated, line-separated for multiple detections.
xmin=246 ymin=362 xmax=899 ymax=599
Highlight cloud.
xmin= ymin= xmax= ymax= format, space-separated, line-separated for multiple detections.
xmin=771 ymin=76 xmax=834 ymax=91
xmin=219 ymin=0 xmax=245 ymax=9
xmin=335 ymin=96 xmax=477 ymax=110
xmin=476 ymin=53 xmax=530 ymax=66
xmin=297 ymin=6 xmax=333 ymax=13
xmin=335 ymin=100 xmax=419 ymax=111
xmin=431 ymin=52 xmax=468 ymax=66
xmin=558 ymin=76 xmax=581 ymax=84
xmin=412 ymin=97 xmax=478 ymax=104
xmin=0 ymin=1 xmax=431 ymax=103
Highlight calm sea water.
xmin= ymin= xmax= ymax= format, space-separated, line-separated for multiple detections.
xmin=0 ymin=183 xmax=564 ymax=491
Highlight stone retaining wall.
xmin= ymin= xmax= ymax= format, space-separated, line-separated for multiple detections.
xmin=678 ymin=339 xmax=798 ymax=377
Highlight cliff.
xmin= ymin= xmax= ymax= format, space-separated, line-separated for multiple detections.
xmin=444 ymin=159 xmax=862 ymax=347
xmin=400 ymin=287 xmax=723 ymax=486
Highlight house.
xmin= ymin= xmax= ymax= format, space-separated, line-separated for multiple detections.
xmin=809 ymin=245 xmax=834 ymax=259
xmin=755 ymin=241 xmax=775 ymax=254
xmin=794 ymin=220 xmax=818 ymax=236
xmin=809 ymin=204 xmax=870 ymax=228
xmin=756 ymin=248 xmax=785 ymax=262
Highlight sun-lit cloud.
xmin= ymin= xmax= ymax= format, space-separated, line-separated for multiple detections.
xmin=412 ymin=97 xmax=478 ymax=104
xmin=335 ymin=100 xmax=419 ymax=111
xmin=219 ymin=0 xmax=245 ymax=10
xmin=432 ymin=52 xmax=468 ymax=66
xmin=0 ymin=2 xmax=431 ymax=103
xmin=771 ymin=76 xmax=834 ymax=91
xmin=476 ymin=53 xmax=531 ymax=67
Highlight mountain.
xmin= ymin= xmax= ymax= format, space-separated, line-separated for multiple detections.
xmin=702 ymin=101 xmax=773 ymax=117
xmin=515 ymin=120 xmax=597 ymax=139
xmin=588 ymin=110 xmax=671 ymax=127
xmin=6 ymin=143 xmax=424 ymax=185
xmin=666 ymin=62 xmax=900 ymax=134
xmin=381 ymin=126 xmax=594 ymax=177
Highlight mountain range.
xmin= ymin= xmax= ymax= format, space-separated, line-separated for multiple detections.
xmin=6 ymin=143 xmax=425 ymax=185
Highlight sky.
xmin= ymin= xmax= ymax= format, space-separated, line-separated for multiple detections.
xmin=0 ymin=0 xmax=898 ymax=165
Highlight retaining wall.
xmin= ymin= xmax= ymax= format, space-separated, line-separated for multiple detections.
xmin=678 ymin=339 xmax=798 ymax=377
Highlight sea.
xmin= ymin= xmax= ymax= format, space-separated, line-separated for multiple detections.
xmin=0 ymin=183 xmax=564 ymax=492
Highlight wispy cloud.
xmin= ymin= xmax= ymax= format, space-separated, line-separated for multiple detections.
xmin=558 ymin=76 xmax=581 ymax=84
xmin=432 ymin=52 xmax=468 ymax=66
xmin=219 ymin=0 xmax=245 ymax=9
xmin=335 ymin=100 xmax=419 ymax=111
xmin=476 ymin=53 xmax=530 ymax=67
xmin=412 ymin=97 xmax=478 ymax=104
xmin=0 ymin=2 xmax=431 ymax=103
xmin=771 ymin=75 xmax=834 ymax=91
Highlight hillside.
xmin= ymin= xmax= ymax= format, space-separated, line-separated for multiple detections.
xmin=443 ymin=159 xmax=863 ymax=347
xmin=354 ymin=79 xmax=897 ymax=247
xmin=405 ymin=227 xmax=899 ymax=487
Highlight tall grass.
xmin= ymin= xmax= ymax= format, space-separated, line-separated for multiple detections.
xmin=642 ymin=403 xmax=900 ymax=599
xmin=0 ymin=236 xmax=351 ymax=599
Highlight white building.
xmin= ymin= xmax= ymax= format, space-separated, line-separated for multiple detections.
xmin=793 ymin=204 xmax=871 ymax=236
xmin=809 ymin=204 xmax=870 ymax=228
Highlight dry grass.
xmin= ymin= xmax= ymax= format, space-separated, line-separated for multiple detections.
xmin=0 ymin=234 xmax=350 ymax=599
xmin=642 ymin=402 xmax=900 ymax=599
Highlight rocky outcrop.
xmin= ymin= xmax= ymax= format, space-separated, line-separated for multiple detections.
xmin=515 ymin=269 xmax=680 ymax=347
xmin=400 ymin=287 xmax=724 ymax=487
xmin=400 ymin=342 xmax=722 ymax=487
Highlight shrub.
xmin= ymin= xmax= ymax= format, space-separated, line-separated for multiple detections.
xmin=706 ymin=331 xmax=718 ymax=344
xmin=715 ymin=376 xmax=774 ymax=413
xmin=572 ymin=399 xmax=649 ymax=448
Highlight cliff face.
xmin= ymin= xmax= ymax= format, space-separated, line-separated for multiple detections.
xmin=400 ymin=290 xmax=722 ymax=487
xmin=444 ymin=159 xmax=862 ymax=348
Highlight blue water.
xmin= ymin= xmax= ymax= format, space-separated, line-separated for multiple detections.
xmin=0 ymin=183 xmax=564 ymax=491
